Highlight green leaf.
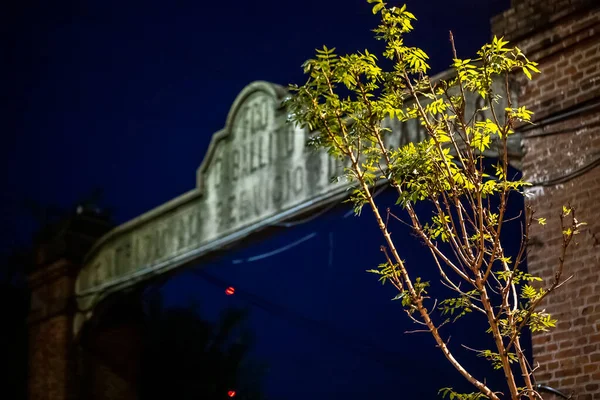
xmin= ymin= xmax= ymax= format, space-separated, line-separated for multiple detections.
xmin=521 ymin=285 xmax=537 ymax=299
xmin=372 ymin=2 xmax=385 ymax=14
xmin=391 ymin=292 xmax=406 ymax=301
xmin=527 ymin=63 xmax=541 ymax=73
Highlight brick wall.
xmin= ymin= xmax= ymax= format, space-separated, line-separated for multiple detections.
xmin=28 ymin=259 xmax=142 ymax=400
xmin=493 ymin=1 xmax=600 ymax=399
xmin=27 ymin=210 xmax=113 ymax=400
xmin=28 ymin=260 xmax=79 ymax=400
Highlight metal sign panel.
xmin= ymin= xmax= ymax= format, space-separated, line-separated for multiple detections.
xmin=74 ymin=78 xmax=521 ymax=334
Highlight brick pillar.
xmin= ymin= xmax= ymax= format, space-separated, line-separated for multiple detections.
xmin=27 ymin=208 xmax=112 ymax=400
xmin=29 ymin=258 xmax=85 ymax=400
xmin=492 ymin=0 xmax=600 ymax=398
xmin=80 ymin=295 xmax=144 ymax=400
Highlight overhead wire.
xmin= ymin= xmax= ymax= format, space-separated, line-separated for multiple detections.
xmin=231 ymin=232 xmax=318 ymax=264
xmin=520 ymin=98 xmax=600 ymax=137
xmin=529 ymin=154 xmax=600 ymax=187
xmin=518 ymin=97 xmax=600 ymax=186
xmin=523 ymin=119 xmax=600 ymax=139
xmin=271 ymin=196 xmax=342 ymax=228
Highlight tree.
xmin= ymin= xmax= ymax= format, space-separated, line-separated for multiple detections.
xmin=286 ymin=1 xmax=584 ymax=399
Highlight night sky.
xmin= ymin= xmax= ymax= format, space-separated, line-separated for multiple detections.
xmin=3 ymin=0 xmax=519 ymax=398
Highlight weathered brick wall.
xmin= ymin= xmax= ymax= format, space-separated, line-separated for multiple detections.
xmin=29 ymin=260 xmax=141 ymax=400
xmin=493 ymin=0 xmax=600 ymax=398
xmin=28 ymin=260 xmax=79 ymax=400
xmin=27 ymin=210 xmax=113 ymax=400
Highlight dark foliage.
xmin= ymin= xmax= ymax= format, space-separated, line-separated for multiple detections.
xmin=139 ymin=300 xmax=265 ymax=400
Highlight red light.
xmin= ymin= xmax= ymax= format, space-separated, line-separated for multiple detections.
xmin=228 ymin=390 xmax=236 ymax=397
xmin=225 ymin=286 xmax=235 ymax=296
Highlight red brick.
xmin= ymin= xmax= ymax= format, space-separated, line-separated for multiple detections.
xmin=577 ymin=375 xmax=591 ymax=384
xmin=584 ymin=363 xmax=599 ymax=373
xmin=561 ymin=377 xmax=575 ymax=386
xmin=586 ymin=383 xmax=600 ymax=392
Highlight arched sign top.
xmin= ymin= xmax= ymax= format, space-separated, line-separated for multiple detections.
xmin=224 ymin=81 xmax=288 ymax=131
xmin=196 ymin=81 xmax=288 ymax=192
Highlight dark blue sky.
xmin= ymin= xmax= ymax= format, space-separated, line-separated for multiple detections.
xmin=3 ymin=0 xmax=509 ymax=250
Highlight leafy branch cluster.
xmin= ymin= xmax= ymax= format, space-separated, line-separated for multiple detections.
xmin=286 ymin=1 xmax=584 ymax=399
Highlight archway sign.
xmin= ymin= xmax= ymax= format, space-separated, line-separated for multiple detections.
xmin=74 ymin=78 xmax=521 ymax=335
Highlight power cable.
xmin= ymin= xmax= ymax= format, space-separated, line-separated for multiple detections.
xmin=515 ymin=97 xmax=600 ymax=186
xmin=523 ymin=119 xmax=600 ymax=139
xmin=520 ymin=98 xmax=600 ymax=136
xmin=529 ymin=154 xmax=600 ymax=187
xmin=535 ymin=384 xmax=570 ymax=399
xmin=271 ymin=197 xmax=342 ymax=228
xmin=272 ymin=181 xmax=389 ymax=227
xmin=232 ymin=233 xmax=317 ymax=264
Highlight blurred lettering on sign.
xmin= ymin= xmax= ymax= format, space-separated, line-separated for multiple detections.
xmin=74 ymin=79 xmax=519 ymax=333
